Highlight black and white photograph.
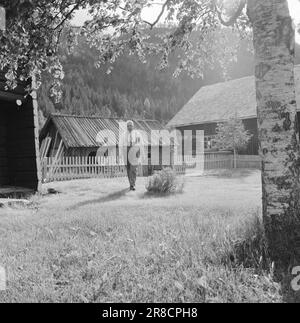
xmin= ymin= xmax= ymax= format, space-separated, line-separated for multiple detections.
xmin=0 ymin=0 xmax=300 ymax=307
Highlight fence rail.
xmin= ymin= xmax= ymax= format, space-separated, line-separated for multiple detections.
xmin=43 ymin=157 xmax=131 ymax=183
xmin=42 ymin=157 xmax=186 ymax=183
xmin=41 ymin=153 xmax=261 ymax=183
xmin=181 ymin=153 xmax=261 ymax=171
xmin=235 ymin=155 xmax=262 ymax=169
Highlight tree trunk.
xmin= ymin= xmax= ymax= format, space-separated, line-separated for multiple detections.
xmin=247 ymin=0 xmax=300 ymax=277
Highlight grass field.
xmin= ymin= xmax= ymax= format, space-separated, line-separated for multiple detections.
xmin=0 ymin=170 xmax=282 ymax=303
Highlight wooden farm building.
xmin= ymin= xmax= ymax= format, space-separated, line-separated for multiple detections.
xmin=40 ymin=114 xmax=166 ymax=161
xmin=0 ymin=74 xmax=41 ymax=196
xmin=168 ymin=65 xmax=300 ymax=156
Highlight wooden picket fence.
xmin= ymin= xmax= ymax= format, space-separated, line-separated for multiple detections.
xmin=41 ymin=153 xmax=261 ymax=183
xmin=43 ymin=157 xmax=132 ymax=183
xmin=182 ymin=152 xmax=234 ymax=170
xmin=234 ymin=155 xmax=262 ymax=169
xmin=42 ymin=156 xmax=186 ymax=183
xmin=181 ymin=153 xmax=261 ymax=171
xmin=180 ymin=152 xmax=235 ymax=170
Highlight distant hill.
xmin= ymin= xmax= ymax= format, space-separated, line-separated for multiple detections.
xmin=38 ymin=33 xmax=300 ymax=125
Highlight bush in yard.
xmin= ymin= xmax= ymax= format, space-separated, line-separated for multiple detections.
xmin=146 ymin=168 xmax=184 ymax=195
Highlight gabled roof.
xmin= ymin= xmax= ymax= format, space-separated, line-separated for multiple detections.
xmin=40 ymin=114 xmax=165 ymax=148
xmin=167 ymin=65 xmax=300 ymax=128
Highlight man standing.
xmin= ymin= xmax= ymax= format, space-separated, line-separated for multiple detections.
xmin=120 ymin=120 xmax=144 ymax=191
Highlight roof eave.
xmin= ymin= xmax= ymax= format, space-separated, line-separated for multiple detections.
xmin=167 ymin=115 xmax=258 ymax=128
xmin=40 ymin=115 xmax=71 ymax=149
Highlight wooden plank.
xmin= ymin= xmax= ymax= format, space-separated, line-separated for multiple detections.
xmin=40 ymin=137 xmax=52 ymax=158
xmin=47 ymin=140 xmax=64 ymax=181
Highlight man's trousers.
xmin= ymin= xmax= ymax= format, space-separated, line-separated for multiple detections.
xmin=126 ymin=163 xmax=137 ymax=188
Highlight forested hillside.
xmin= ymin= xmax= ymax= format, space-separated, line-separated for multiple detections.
xmin=38 ymin=32 xmax=300 ymax=125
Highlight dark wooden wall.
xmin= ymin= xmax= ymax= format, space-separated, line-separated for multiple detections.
xmin=176 ymin=117 xmax=260 ymax=155
xmin=0 ymin=97 xmax=41 ymax=191
xmin=243 ymin=118 xmax=259 ymax=155
xmin=0 ymin=104 xmax=9 ymax=185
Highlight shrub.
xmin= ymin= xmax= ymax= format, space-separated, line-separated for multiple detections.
xmin=146 ymin=168 xmax=184 ymax=195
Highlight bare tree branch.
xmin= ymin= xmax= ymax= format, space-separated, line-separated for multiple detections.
xmin=142 ymin=0 xmax=171 ymax=29
xmin=53 ymin=0 xmax=85 ymax=30
xmin=215 ymin=0 xmax=246 ymax=27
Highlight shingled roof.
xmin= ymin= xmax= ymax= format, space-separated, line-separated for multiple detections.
xmin=40 ymin=114 xmax=165 ymax=148
xmin=168 ymin=65 xmax=300 ymax=128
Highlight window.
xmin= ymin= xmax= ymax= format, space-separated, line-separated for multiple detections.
xmin=204 ymin=136 xmax=216 ymax=150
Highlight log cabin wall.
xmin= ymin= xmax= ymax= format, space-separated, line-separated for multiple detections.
xmin=5 ymin=97 xmax=41 ymax=191
xmin=176 ymin=117 xmax=260 ymax=156
xmin=0 ymin=102 xmax=9 ymax=185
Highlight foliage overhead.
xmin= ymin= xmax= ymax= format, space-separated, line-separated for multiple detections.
xmin=0 ymin=0 xmax=253 ymax=99
xmin=0 ymin=0 xmax=87 ymax=99
xmin=38 ymin=29 xmax=258 ymax=123
xmin=1 ymin=0 xmax=299 ymax=100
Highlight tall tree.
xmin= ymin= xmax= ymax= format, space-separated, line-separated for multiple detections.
xmin=247 ymin=0 xmax=300 ymax=284
xmin=1 ymin=0 xmax=299 ymax=293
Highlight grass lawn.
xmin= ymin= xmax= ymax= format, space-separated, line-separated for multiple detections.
xmin=0 ymin=170 xmax=282 ymax=303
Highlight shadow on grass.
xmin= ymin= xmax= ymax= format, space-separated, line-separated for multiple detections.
xmin=69 ymin=189 xmax=129 ymax=210
xmin=219 ymin=215 xmax=272 ymax=272
xmin=218 ymin=214 xmax=300 ymax=303
xmin=281 ymin=276 xmax=300 ymax=303
xmin=141 ymin=190 xmax=184 ymax=200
